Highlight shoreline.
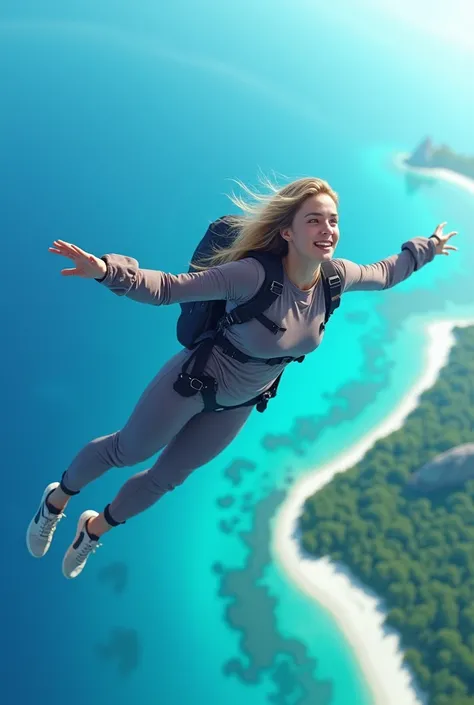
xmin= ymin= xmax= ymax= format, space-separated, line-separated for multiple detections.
xmin=272 ymin=318 xmax=474 ymax=705
xmin=394 ymin=151 xmax=474 ymax=195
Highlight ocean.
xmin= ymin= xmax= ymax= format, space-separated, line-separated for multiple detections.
xmin=1 ymin=1 xmax=474 ymax=704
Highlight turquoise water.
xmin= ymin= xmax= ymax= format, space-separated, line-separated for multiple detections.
xmin=2 ymin=2 xmax=474 ymax=703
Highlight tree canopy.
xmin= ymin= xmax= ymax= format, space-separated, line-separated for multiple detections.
xmin=298 ymin=325 xmax=474 ymax=704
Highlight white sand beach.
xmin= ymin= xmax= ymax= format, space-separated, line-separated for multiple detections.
xmin=395 ymin=151 xmax=474 ymax=196
xmin=272 ymin=318 xmax=474 ymax=705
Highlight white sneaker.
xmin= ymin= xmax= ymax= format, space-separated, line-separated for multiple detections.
xmin=26 ymin=482 xmax=66 ymax=558
xmin=62 ymin=510 xmax=102 ymax=579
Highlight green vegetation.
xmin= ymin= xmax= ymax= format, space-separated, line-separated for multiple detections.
xmin=406 ymin=138 xmax=474 ymax=180
xmin=430 ymin=146 xmax=474 ymax=180
xmin=299 ymin=325 xmax=474 ymax=705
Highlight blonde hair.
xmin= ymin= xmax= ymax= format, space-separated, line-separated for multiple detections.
xmin=191 ymin=174 xmax=339 ymax=270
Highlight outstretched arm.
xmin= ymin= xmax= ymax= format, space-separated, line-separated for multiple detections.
xmin=48 ymin=239 xmax=265 ymax=306
xmin=332 ymin=223 xmax=458 ymax=293
xmin=97 ymin=253 xmax=266 ymax=305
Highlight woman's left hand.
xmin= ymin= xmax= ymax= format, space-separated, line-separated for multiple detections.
xmin=431 ymin=222 xmax=459 ymax=256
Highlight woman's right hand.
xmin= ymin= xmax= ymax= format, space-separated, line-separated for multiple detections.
xmin=48 ymin=239 xmax=107 ymax=279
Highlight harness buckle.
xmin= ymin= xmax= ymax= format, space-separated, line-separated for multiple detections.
xmin=270 ymin=280 xmax=284 ymax=295
xmin=327 ymin=275 xmax=341 ymax=302
xmin=217 ymin=310 xmax=241 ymax=331
xmin=256 ymin=390 xmax=273 ymax=413
xmin=173 ymin=372 xmax=205 ymax=398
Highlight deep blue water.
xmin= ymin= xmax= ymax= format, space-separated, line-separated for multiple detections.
xmin=1 ymin=2 xmax=473 ymax=704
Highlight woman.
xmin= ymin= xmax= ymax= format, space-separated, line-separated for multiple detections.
xmin=26 ymin=177 xmax=458 ymax=579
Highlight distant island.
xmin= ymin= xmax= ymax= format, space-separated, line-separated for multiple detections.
xmin=404 ymin=137 xmax=474 ymax=181
xmin=297 ymin=325 xmax=474 ymax=705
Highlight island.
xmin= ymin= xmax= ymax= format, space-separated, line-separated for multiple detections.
xmin=404 ymin=138 xmax=474 ymax=180
xmin=294 ymin=324 xmax=474 ymax=705
xmin=273 ymin=319 xmax=474 ymax=705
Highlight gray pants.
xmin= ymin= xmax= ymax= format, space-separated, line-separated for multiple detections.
xmin=60 ymin=352 xmax=253 ymax=524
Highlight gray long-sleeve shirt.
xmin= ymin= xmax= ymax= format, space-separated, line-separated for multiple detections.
xmin=97 ymin=237 xmax=437 ymax=406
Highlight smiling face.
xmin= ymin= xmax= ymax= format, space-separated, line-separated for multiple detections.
xmin=281 ymin=193 xmax=340 ymax=262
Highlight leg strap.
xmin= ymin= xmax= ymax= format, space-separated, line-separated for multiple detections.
xmin=173 ymin=338 xmax=285 ymax=413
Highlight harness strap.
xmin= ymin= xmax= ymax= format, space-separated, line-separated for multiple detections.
xmin=216 ymin=308 xmax=285 ymax=335
xmin=320 ymin=265 xmax=341 ymax=332
xmin=173 ymin=333 xmax=290 ymax=413
xmin=214 ymin=331 xmax=305 ymax=366
xmin=201 ymin=370 xmax=284 ymax=413
xmin=254 ymin=312 xmax=286 ymax=335
xmin=173 ymin=258 xmax=342 ymax=413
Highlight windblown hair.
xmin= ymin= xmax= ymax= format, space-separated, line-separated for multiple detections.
xmin=191 ymin=174 xmax=338 ymax=270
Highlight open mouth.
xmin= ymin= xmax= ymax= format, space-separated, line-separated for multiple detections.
xmin=314 ymin=241 xmax=333 ymax=252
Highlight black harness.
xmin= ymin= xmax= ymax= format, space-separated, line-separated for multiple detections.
xmin=173 ymin=256 xmax=342 ymax=413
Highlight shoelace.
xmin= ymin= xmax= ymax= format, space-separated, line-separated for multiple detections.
xmin=38 ymin=509 xmax=66 ymax=538
xmin=75 ymin=538 xmax=102 ymax=565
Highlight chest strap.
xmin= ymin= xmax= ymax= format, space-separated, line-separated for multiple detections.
xmin=214 ymin=331 xmax=305 ymax=366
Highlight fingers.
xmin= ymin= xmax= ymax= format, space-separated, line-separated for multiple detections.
xmin=50 ymin=239 xmax=92 ymax=277
xmin=51 ymin=240 xmax=83 ymax=258
xmin=53 ymin=239 xmax=74 ymax=249
xmin=434 ymin=225 xmax=458 ymax=238
xmin=70 ymin=243 xmax=89 ymax=257
xmin=440 ymin=244 xmax=458 ymax=257
xmin=50 ymin=240 xmax=76 ymax=258
xmin=49 ymin=240 xmax=99 ymax=278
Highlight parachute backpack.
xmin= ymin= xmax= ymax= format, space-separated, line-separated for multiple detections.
xmin=174 ymin=215 xmax=342 ymax=413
